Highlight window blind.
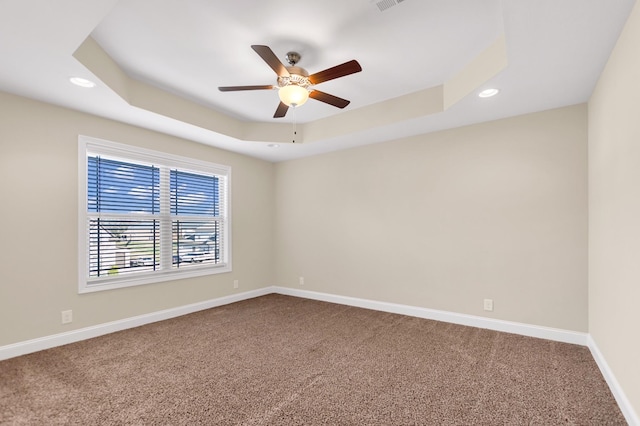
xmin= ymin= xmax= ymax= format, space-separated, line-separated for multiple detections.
xmin=170 ymin=169 xmax=225 ymax=267
xmin=81 ymin=137 xmax=230 ymax=292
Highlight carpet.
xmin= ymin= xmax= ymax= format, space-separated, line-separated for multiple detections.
xmin=0 ymin=294 xmax=626 ymax=425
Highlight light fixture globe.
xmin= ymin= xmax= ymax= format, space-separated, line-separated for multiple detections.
xmin=277 ymin=56 xmax=311 ymax=107
xmin=278 ymin=84 xmax=309 ymax=107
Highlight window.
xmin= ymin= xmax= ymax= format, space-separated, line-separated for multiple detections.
xmin=79 ymin=136 xmax=231 ymax=293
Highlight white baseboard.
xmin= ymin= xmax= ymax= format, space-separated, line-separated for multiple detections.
xmin=0 ymin=287 xmax=271 ymax=361
xmin=270 ymin=286 xmax=588 ymax=345
xmin=0 ymin=285 xmax=595 ymax=358
xmin=588 ymin=335 xmax=639 ymax=426
xmin=0 ymin=286 xmax=586 ymax=362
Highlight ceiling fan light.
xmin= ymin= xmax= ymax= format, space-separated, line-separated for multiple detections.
xmin=279 ymin=85 xmax=309 ymax=107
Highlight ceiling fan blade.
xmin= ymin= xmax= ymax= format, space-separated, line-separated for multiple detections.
xmin=308 ymin=60 xmax=362 ymax=85
xmin=273 ymin=101 xmax=289 ymax=118
xmin=218 ymin=85 xmax=274 ymax=92
xmin=251 ymin=45 xmax=290 ymax=77
xmin=309 ymin=90 xmax=351 ymax=109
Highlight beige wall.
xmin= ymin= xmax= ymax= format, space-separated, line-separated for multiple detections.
xmin=0 ymin=91 xmax=590 ymax=343
xmin=0 ymin=91 xmax=275 ymax=346
xmin=275 ymin=105 xmax=588 ymax=332
xmin=589 ymin=0 xmax=640 ymax=417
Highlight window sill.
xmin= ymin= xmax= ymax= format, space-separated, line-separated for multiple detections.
xmin=79 ymin=263 xmax=231 ymax=293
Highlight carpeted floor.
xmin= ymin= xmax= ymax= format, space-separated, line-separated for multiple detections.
xmin=0 ymin=294 xmax=626 ymax=425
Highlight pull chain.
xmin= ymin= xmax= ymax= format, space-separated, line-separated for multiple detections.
xmin=292 ymin=105 xmax=297 ymax=143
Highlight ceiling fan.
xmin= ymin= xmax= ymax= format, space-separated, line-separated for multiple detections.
xmin=218 ymin=45 xmax=362 ymax=118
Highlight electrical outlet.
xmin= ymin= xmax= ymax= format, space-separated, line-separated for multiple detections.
xmin=61 ymin=310 xmax=73 ymax=324
xmin=483 ymin=299 xmax=494 ymax=312
xmin=299 ymin=276 xmax=304 ymax=286
xmin=233 ymin=279 xmax=239 ymax=289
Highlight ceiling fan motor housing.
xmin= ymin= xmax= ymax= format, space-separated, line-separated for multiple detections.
xmin=278 ymin=66 xmax=311 ymax=89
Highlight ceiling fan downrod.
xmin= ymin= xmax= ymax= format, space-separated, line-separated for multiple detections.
xmin=285 ymin=51 xmax=301 ymax=66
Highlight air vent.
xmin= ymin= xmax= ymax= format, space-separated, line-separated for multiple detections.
xmin=374 ymin=0 xmax=406 ymax=12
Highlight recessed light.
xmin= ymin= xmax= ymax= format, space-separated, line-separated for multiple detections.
xmin=267 ymin=144 xmax=280 ymax=148
xmin=478 ymin=88 xmax=499 ymax=98
xmin=69 ymin=77 xmax=96 ymax=88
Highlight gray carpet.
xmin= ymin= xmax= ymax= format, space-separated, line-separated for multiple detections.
xmin=0 ymin=294 xmax=626 ymax=425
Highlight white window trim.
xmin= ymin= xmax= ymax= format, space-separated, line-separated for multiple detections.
xmin=78 ymin=135 xmax=232 ymax=294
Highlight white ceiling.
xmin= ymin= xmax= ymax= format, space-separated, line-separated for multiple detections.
xmin=0 ymin=0 xmax=635 ymax=162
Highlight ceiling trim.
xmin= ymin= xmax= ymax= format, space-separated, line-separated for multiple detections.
xmin=74 ymin=34 xmax=507 ymax=146
xmin=444 ymin=35 xmax=508 ymax=109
